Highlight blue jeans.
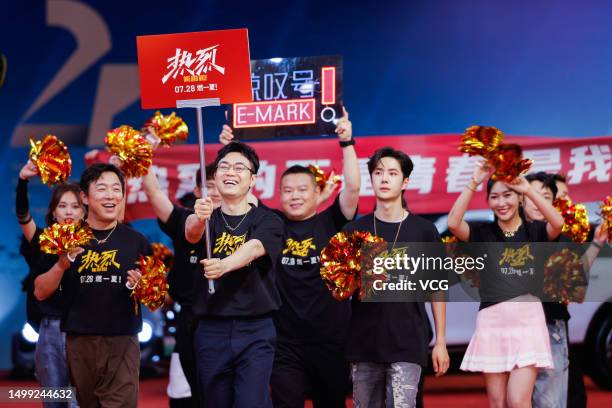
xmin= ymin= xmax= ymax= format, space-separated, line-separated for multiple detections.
xmin=352 ymin=362 xmax=422 ymax=408
xmin=194 ymin=317 xmax=276 ymax=408
xmin=35 ymin=317 xmax=78 ymax=408
xmin=533 ymin=319 xmax=568 ymax=408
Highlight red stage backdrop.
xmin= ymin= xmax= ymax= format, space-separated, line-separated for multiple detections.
xmin=93 ymin=135 xmax=611 ymax=221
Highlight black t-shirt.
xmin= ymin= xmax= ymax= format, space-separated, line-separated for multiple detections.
xmin=59 ymin=223 xmax=150 ymax=335
xmin=274 ymin=196 xmax=353 ymax=344
xmin=467 ymin=220 xmax=550 ymax=310
xmin=192 ymin=205 xmax=283 ymax=318
xmin=21 ymin=228 xmax=65 ymax=321
xmin=158 ymin=205 xmax=199 ymax=305
xmin=342 ymin=212 xmax=440 ymax=366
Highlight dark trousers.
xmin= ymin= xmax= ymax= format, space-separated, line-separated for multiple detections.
xmin=66 ymin=334 xmax=139 ymax=408
xmin=416 ymin=373 xmax=424 ymax=408
xmin=170 ymin=306 xmax=199 ymax=408
xmin=567 ymin=346 xmax=587 ymax=408
xmin=271 ymin=340 xmax=349 ymax=408
xmin=194 ymin=317 xmax=276 ymax=408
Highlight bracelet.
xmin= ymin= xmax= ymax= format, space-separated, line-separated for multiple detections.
xmin=18 ymin=215 xmax=32 ymax=225
xmin=339 ymin=139 xmax=355 ymax=148
xmin=466 ymin=183 xmax=478 ymax=193
xmin=591 ymin=240 xmax=603 ymax=250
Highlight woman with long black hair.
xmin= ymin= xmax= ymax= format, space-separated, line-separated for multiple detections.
xmin=17 ymin=160 xmax=84 ymax=408
xmin=447 ymin=161 xmax=564 ymax=408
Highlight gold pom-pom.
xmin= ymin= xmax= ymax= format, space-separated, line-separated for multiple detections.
xmin=543 ymin=248 xmax=586 ymax=304
xmin=599 ymin=195 xmax=612 ymax=242
xmin=39 ymin=221 xmax=93 ymax=255
xmin=441 ymin=235 xmax=458 ymax=244
xmin=105 ymin=125 xmax=153 ymax=178
xmin=151 ymin=242 xmax=174 ymax=270
xmin=320 ymin=231 xmax=386 ymax=301
xmin=132 ymin=255 xmax=169 ymax=313
xmin=29 ymin=135 xmax=72 ymax=186
xmin=307 ymin=164 xmax=341 ymax=190
xmin=143 ymin=111 xmax=189 ymax=147
xmin=459 ymin=126 xmax=504 ymax=157
xmin=554 ymin=197 xmax=590 ymax=243
xmin=487 ymin=144 xmax=533 ymax=182
xmin=458 ymin=126 xmax=532 ymax=182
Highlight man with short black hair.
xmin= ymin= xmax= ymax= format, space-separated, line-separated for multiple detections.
xmin=268 ymin=108 xmax=359 ymax=408
xmin=342 ymin=147 xmax=449 ymax=407
xmin=143 ymin=163 xmax=221 ymax=408
xmin=185 ymin=142 xmax=283 ymax=407
xmin=34 ymin=163 xmax=150 ymax=408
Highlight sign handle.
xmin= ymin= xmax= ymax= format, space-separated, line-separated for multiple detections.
xmin=177 ymin=98 xmax=221 ymax=294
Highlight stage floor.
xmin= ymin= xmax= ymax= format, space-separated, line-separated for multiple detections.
xmin=1 ymin=373 xmax=610 ymax=407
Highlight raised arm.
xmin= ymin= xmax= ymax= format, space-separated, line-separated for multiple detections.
xmin=336 ymin=107 xmax=360 ymax=220
xmin=219 ymin=124 xmax=234 ymax=145
xmin=507 ymin=177 xmax=564 ymax=240
xmin=447 ymin=161 xmax=492 ymax=242
xmin=581 ymin=223 xmax=608 ymax=272
xmin=16 ymin=161 xmax=39 ymax=242
xmin=142 ymin=169 xmax=174 ymax=223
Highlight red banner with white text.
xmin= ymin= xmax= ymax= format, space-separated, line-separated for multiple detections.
xmin=93 ymin=135 xmax=612 ymax=221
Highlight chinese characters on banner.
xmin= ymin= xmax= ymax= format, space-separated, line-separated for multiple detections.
xmin=227 ymin=55 xmax=343 ymax=139
xmin=93 ymin=135 xmax=611 ymax=221
xmin=136 ymin=28 xmax=253 ymax=109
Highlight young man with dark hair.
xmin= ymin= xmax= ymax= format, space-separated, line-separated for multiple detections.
xmin=185 ymin=142 xmax=283 ymax=407
xmin=34 ymin=163 xmax=150 ymax=407
xmin=143 ymin=164 xmax=221 ymax=408
xmin=342 ymin=147 xmax=449 ymax=407
xmin=529 ymin=172 xmax=608 ymax=408
xmin=552 ymin=173 xmax=569 ymax=200
xmin=522 ymin=171 xmax=570 ymax=408
xmin=524 ymin=172 xmax=558 ymax=222
xmin=179 ymin=163 xmax=222 ymax=209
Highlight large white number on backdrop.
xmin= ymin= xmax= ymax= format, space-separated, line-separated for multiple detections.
xmin=11 ymin=0 xmax=139 ymax=146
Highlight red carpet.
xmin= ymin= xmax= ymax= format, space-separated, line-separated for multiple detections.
xmin=1 ymin=374 xmax=610 ymax=407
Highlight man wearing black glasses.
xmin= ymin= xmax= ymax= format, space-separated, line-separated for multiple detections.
xmin=185 ymin=142 xmax=283 ymax=408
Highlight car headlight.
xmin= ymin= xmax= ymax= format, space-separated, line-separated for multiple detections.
xmin=21 ymin=323 xmax=39 ymax=343
xmin=138 ymin=320 xmax=153 ymax=343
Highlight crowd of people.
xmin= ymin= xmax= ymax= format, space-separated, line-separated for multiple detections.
xmin=16 ymin=110 xmax=610 ymax=408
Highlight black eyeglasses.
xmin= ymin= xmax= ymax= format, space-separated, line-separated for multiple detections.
xmin=216 ymin=162 xmax=254 ymax=174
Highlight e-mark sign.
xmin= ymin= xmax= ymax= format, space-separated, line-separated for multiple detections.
xmin=228 ymin=55 xmax=343 ymax=139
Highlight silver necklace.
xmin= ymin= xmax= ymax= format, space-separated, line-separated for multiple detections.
xmin=92 ymin=222 xmax=118 ymax=244
xmin=373 ymin=210 xmax=407 ymax=250
xmin=220 ymin=208 xmax=251 ymax=232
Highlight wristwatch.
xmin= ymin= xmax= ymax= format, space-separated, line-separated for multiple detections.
xmin=339 ymin=139 xmax=355 ymax=148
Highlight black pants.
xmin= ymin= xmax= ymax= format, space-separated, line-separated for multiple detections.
xmin=567 ymin=346 xmax=587 ymax=408
xmin=271 ymin=340 xmax=349 ymax=408
xmin=171 ymin=305 xmax=199 ymax=408
xmin=194 ymin=317 xmax=276 ymax=408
